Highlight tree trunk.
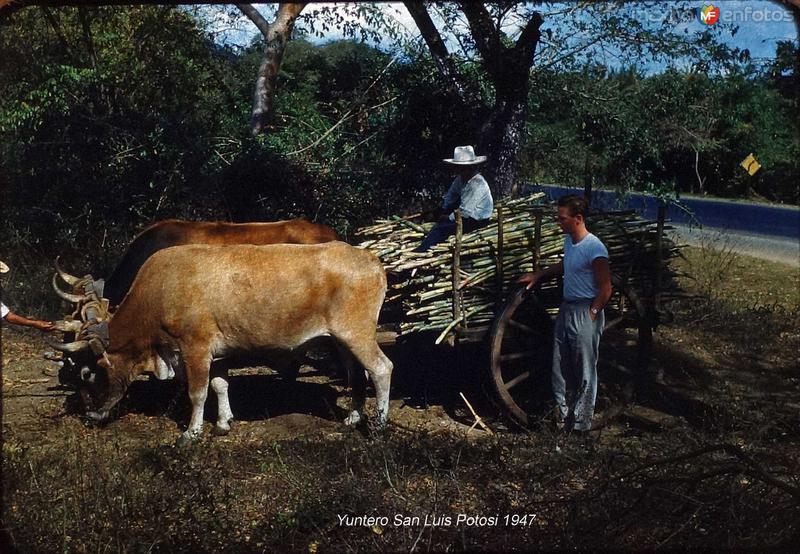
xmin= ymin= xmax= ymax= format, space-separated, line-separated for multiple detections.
xmin=237 ymin=3 xmax=306 ymax=135
xmin=480 ymin=95 xmax=528 ymax=199
xmin=583 ymin=153 xmax=593 ymax=207
xmin=461 ymin=5 xmax=542 ymax=199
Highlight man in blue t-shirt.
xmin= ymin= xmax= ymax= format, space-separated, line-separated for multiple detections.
xmin=518 ymin=195 xmax=612 ymax=433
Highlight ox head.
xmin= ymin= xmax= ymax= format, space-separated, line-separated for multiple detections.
xmin=50 ymin=257 xmax=111 ymax=388
xmin=46 ymin=319 xmax=114 ymax=419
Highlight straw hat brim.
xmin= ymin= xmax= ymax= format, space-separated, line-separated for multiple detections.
xmin=0 ymin=261 xmax=9 ymax=274
xmin=442 ymin=155 xmax=487 ymax=165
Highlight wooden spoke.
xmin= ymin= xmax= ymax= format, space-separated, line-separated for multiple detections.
xmin=507 ymin=319 xmax=539 ymax=336
xmin=489 ymin=288 xmax=553 ymax=428
xmin=500 ymin=350 xmax=539 ymax=362
xmin=504 ymin=371 xmax=530 ymax=391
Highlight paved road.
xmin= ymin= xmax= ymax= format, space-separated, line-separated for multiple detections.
xmin=529 ymin=184 xmax=800 ymax=268
xmin=530 ymin=184 xmax=800 ymax=240
xmin=668 ymin=225 xmax=800 ymax=268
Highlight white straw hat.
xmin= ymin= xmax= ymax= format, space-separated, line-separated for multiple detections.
xmin=443 ymin=145 xmax=487 ymax=165
xmin=0 ymin=260 xmax=9 ymax=273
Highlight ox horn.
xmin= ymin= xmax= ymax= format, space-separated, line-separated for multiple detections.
xmin=52 ymin=320 xmax=84 ymax=334
xmin=45 ymin=335 xmax=90 ymax=353
xmin=54 ymin=256 xmax=83 ymax=287
xmin=52 ymin=273 xmax=88 ymax=304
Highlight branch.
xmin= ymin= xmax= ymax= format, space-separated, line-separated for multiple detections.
xmin=515 ymin=10 xmax=543 ymax=52
xmin=235 ymin=3 xmax=271 ymax=36
xmin=78 ymin=7 xmax=98 ymax=70
xmin=286 ymin=96 xmax=397 ymax=157
xmin=459 ymin=1 xmax=503 ymax=73
xmin=612 ymin=443 xmax=800 ymax=501
xmin=40 ymin=7 xmax=74 ymax=59
xmin=531 ymin=33 xmax=609 ymax=74
xmin=403 ymin=1 xmax=471 ymax=104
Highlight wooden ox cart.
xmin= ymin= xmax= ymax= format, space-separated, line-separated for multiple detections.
xmin=358 ymin=193 xmax=678 ymax=428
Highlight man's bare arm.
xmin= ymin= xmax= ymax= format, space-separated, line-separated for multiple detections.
xmin=4 ymin=311 xmax=54 ymax=331
xmin=590 ymin=257 xmax=612 ymax=321
xmin=518 ymin=261 xmax=564 ymax=290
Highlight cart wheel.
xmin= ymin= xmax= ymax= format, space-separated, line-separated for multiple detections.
xmin=601 ymin=274 xmax=652 ymax=378
xmin=489 ymin=287 xmax=554 ymax=428
xmin=489 ymin=275 xmax=652 ymax=429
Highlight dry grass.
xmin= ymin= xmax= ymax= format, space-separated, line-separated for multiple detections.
xmin=3 ymin=245 xmax=799 ymax=552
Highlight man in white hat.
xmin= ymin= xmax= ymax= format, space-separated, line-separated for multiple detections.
xmin=0 ymin=260 xmax=55 ymax=331
xmin=414 ymin=145 xmax=494 ymax=252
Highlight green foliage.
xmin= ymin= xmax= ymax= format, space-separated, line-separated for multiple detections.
xmin=521 ymin=61 xmax=799 ymax=204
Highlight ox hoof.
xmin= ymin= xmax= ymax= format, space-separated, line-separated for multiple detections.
xmin=175 ymin=431 xmax=199 ymax=448
xmin=212 ymin=423 xmax=231 ymax=436
xmin=343 ymin=411 xmax=362 ymax=427
xmin=85 ymin=410 xmax=109 ymax=424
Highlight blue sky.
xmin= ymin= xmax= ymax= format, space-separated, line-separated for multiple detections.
xmin=201 ymin=1 xmax=797 ymax=73
xmin=674 ymin=0 xmax=796 ymax=61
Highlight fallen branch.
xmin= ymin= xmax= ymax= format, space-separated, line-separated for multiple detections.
xmin=611 ymin=443 xmax=800 ymax=501
xmin=459 ymin=392 xmax=493 ymax=435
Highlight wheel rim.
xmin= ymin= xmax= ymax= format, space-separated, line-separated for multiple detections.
xmin=489 ymin=287 xmax=554 ymax=427
xmin=600 ymin=275 xmax=652 ymax=376
xmin=489 ymin=276 xmax=652 ymax=428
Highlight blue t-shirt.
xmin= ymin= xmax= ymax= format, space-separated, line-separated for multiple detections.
xmin=563 ymin=233 xmax=609 ymax=301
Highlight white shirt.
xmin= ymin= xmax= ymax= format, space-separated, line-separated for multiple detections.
xmin=563 ymin=233 xmax=609 ymax=301
xmin=1 ymin=301 xmax=9 ymax=319
xmin=442 ymin=173 xmax=494 ymax=221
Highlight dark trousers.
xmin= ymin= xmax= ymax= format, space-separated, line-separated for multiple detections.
xmin=414 ymin=218 xmax=487 ymax=252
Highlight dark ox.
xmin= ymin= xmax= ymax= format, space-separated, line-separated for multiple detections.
xmin=54 ymin=242 xmax=392 ymax=445
xmin=102 ymin=218 xmax=339 ymax=306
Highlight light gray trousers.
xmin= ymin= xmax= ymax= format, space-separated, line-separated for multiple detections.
xmin=552 ymin=300 xmax=604 ymax=431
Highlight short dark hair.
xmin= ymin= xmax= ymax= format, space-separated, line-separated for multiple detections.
xmin=557 ymin=195 xmax=588 ymax=218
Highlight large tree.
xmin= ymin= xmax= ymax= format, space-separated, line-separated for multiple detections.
xmin=232 ymin=1 xmax=761 ymax=197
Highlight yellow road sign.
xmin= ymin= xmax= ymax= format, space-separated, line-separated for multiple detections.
xmin=740 ymin=153 xmax=761 ymax=176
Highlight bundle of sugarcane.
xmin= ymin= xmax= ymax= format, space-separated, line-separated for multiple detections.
xmin=356 ymin=194 xmax=680 ymax=342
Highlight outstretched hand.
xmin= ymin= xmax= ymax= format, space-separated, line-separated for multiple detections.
xmin=517 ymin=272 xmax=539 ymax=290
xmin=34 ymin=320 xmax=55 ymax=332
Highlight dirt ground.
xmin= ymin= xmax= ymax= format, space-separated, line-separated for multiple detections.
xmin=2 ymin=245 xmax=799 ymax=552
xmin=1 ymin=330 xmax=485 ymax=444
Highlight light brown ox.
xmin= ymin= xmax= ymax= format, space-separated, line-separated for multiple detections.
xmin=56 ymin=242 xmax=392 ymax=445
xmin=50 ymin=218 xmax=340 ymax=391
